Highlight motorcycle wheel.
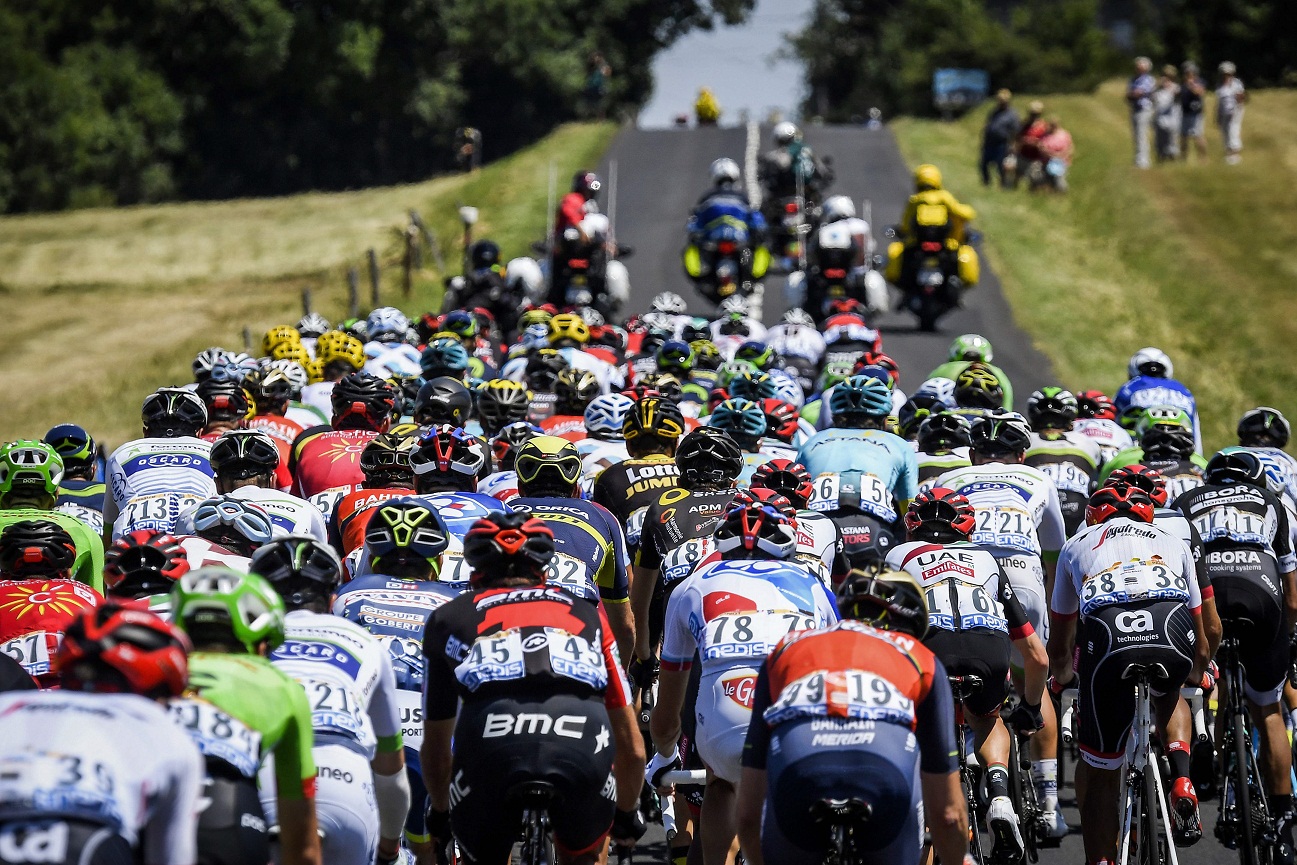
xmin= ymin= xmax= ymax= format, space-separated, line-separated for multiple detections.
xmin=917 ymin=295 xmax=944 ymax=332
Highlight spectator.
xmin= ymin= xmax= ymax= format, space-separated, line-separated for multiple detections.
xmin=1179 ymin=62 xmax=1208 ymax=161
xmin=1216 ymin=61 xmax=1246 ymax=164
xmin=1127 ymin=57 xmax=1156 ymax=168
xmin=980 ymin=89 xmax=1020 ymax=187
xmin=1036 ymin=117 xmax=1074 ymax=193
xmin=695 ymin=88 xmax=721 ymax=126
xmin=1152 ymin=66 xmax=1181 ymax=162
xmin=1013 ymin=101 xmax=1047 ymax=188
xmin=583 ymin=52 xmax=611 ymax=120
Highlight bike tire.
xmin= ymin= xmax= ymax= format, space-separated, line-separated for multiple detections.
xmin=1142 ymin=759 xmax=1163 ymax=865
xmin=1009 ymin=733 xmax=1040 ymax=863
xmin=1234 ymin=712 xmax=1259 ymax=865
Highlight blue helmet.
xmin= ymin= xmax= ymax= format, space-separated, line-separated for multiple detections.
xmin=728 ymin=369 xmax=780 ymax=401
xmin=830 ymin=375 xmax=893 ymax=423
xmin=709 ymin=398 xmax=768 ymax=449
xmin=420 ymin=337 xmax=470 ymax=379
xmin=43 ymin=423 xmax=96 ymax=472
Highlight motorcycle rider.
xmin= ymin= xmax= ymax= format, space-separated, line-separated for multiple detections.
xmin=443 ymin=240 xmax=526 ymax=338
xmin=789 ymin=195 xmax=887 ymax=321
xmin=886 ymin=164 xmax=980 ymax=309
xmin=757 ymin=122 xmax=832 ymax=207
xmin=684 ymin=158 xmax=769 ymax=304
xmin=549 ymin=170 xmax=628 ymax=314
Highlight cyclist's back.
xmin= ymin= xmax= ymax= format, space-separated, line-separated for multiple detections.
xmin=105 ymin=435 xmax=216 ymax=537
xmin=511 ymin=495 xmax=627 ymax=605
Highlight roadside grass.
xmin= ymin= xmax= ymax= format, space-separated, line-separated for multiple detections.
xmin=0 ymin=122 xmax=616 ymax=445
xmin=892 ymin=80 xmax=1297 ymax=450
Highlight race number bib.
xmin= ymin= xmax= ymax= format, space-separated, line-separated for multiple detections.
xmin=661 ymin=538 xmax=714 ymax=587
xmin=394 ymin=689 xmax=424 ymax=751
xmin=121 ymin=492 xmax=204 ymax=532
xmin=1079 ymin=559 xmax=1189 ymax=615
xmin=0 ymin=751 xmax=120 ymax=820
xmin=1 ymin=631 xmax=54 ymax=678
xmin=169 ymin=698 xmax=263 ymax=777
xmin=1192 ymin=508 xmax=1268 ymax=547
xmin=1037 ymin=461 xmax=1093 ymax=497
xmin=455 ymin=629 xmax=525 ymax=690
xmin=765 ymin=669 xmax=916 ymax=726
xmin=438 ymin=551 xmax=473 ymax=584
xmin=700 ymin=610 xmax=816 ymax=663
xmin=545 ymin=629 xmax=606 ymax=689
xmin=923 ymin=582 xmax=1007 ymax=633
xmin=809 ymin=473 xmax=893 ymax=521
xmin=545 ymin=553 xmax=598 ymax=601
xmin=970 ymin=506 xmax=1036 ymax=553
xmin=301 ymin=677 xmax=370 ymax=743
xmin=626 ymin=507 xmax=648 ymax=550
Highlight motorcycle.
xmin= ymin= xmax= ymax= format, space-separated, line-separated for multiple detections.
xmin=884 ymin=223 xmax=980 ymax=332
xmin=682 ymin=222 xmax=770 ymax=307
xmin=534 ymin=217 xmax=633 ymax=320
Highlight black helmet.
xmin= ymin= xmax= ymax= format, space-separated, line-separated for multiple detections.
xmin=1203 ymin=450 xmax=1266 ymax=488
xmin=491 ymin=422 xmax=539 ymax=472
xmin=360 ymin=430 xmax=418 ymax=486
xmin=1026 ymin=387 xmax=1079 ymax=432
xmin=43 ymin=423 xmax=97 ymax=474
xmin=331 ymin=372 xmax=396 ymax=432
xmin=623 ymin=396 xmax=685 ymax=449
xmin=210 ymin=430 xmax=281 ymax=480
xmin=469 ymin=240 xmax=502 ymax=272
xmin=250 ymin=537 xmax=344 ymax=608
xmin=953 ymin=363 xmax=1005 ymax=410
xmin=0 ymin=520 xmax=77 ymax=579
xmin=196 ymin=378 xmax=251 ymax=425
xmin=1238 ymin=407 xmax=1291 ymax=448
xmin=917 ymin=412 xmax=971 ymax=453
xmin=836 ymin=566 xmax=929 ymax=638
xmin=554 ymin=369 xmax=600 ymax=416
xmin=525 ymin=349 xmax=569 ymax=393
xmin=675 ymin=427 xmax=742 ymax=489
xmin=142 ymin=388 xmax=208 ymax=438
xmin=968 ymin=412 xmax=1032 ymax=457
xmin=572 ymin=171 xmax=602 ymax=199
xmin=476 ymin=380 xmax=532 ymax=437
xmin=1140 ymin=425 xmax=1194 ymax=461
xmin=413 ymin=377 xmax=473 ymax=428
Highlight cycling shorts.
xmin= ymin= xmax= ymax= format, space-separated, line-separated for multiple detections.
xmin=991 ymin=552 xmax=1047 ymax=645
xmin=0 ymin=820 xmax=134 ymax=865
xmin=695 ymin=667 xmax=760 ymax=784
xmin=1208 ymin=545 xmax=1287 ymax=704
xmin=451 ymin=694 xmax=616 ymax=864
xmin=315 ymin=744 xmax=379 ymax=865
xmin=762 ymin=718 xmax=923 ymax=865
xmin=1076 ymin=600 xmax=1196 ymax=770
xmin=403 ymin=748 xmax=430 ymax=842
xmin=679 ymin=660 xmax=705 ymax=812
xmin=924 ymin=628 xmax=1012 ymax=718
xmin=1056 ymin=490 xmax=1087 ymax=538
xmin=825 ymin=509 xmax=903 ymax=569
xmin=197 ymin=774 xmax=270 ymax=865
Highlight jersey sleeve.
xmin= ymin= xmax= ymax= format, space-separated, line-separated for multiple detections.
xmin=274 ymin=677 xmax=319 ymax=800
xmin=597 ymin=603 xmax=633 ymax=709
xmin=660 ymin=581 xmax=699 ymax=671
xmin=998 ymin=571 xmax=1035 ymax=640
xmin=1180 ymin=541 xmax=1203 ymax=613
xmin=895 ymin=444 xmax=919 ymax=503
xmin=915 ymin=656 xmax=959 ymax=775
xmin=740 ymin=660 xmax=775 ymax=771
xmin=1038 ymin=481 xmax=1067 ymax=557
xmin=597 ymin=506 xmax=631 ymax=603
xmin=1273 ymin=500 xmax=1296 ymax=572
xmin=1186 ymin=520 xmax=1211 ymax=596
xmin=368 ymin=647 xmax=404 ymax=753
xmin=1049 ymin=543 xmax=1080 ymax=618
xmin=70 ymin=521 xmax=105 ymax=593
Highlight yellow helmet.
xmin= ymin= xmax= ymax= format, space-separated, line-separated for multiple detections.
xmin=305 ymin=357 xmax=326 ymax=384
xmin=915 ymin=164 xmax=943 ymax=191
xmin=519 ymin=308 xmax=554 ymax=330
xmin=315 ymin=330 xmax=349 ymax=357
xmin=319 ymin=335 xmax=366 ymax=372
xmin=270 ymin=342 xmax=310 ymax=364
xmin=548 ymin=313 xmax=589 ymax=346
xmin=262 ymin=325 xmax=302 ymax=357
xmin=514 ymin=435 xmax=584 ymax=495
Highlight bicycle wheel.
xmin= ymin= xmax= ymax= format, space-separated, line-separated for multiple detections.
xmin=1008 ymin=733 xmax=1040 ymax=863
xmin=1142 ymin=759 xmax=1165 ymax=865
xmin=1233 ymin=712 xmax=1259 ymax=865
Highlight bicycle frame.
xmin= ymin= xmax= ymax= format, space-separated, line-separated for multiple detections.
xmin=949 ymin=675 xmax=985 ymax=863
xmin=1217 ymin=636 xmax=1273 ymax=865
xmin=1117 ymin=667 xmax=1178 ymax=865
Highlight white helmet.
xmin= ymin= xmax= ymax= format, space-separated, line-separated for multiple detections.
xmin=1128 ymin=347 xmax=1173 ymax=378
xmin=505 ymin=257 xmax=545 ymax=302
xmin=709 ymin=158 xmax=741 ymax=186
xmin=719 ymin=295 xmax=750 ymax=317
xmin=773 ymin=122 xmax=799 ymax=146
xmin=366 ymin=307 xmax=411 ymax=345
xmin=650 ymin=291 xmax=689 ymax=316
xmin=783 ymin=308 xmax=816 ymax=328
xmin=821 ymin=195 xmax=856 ymax=222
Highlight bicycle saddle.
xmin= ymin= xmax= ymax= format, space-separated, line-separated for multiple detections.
xmin=507 ymin=781 xmax=560 ymax=810
xmin=1121 ymin=662 xmax=1169 ymax=682
xmin=947 ymin=674 xmax=984 ymax=700
xmin=810 ymin=797 xmax=874 ymax=828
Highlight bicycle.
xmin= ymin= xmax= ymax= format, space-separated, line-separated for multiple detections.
xmin=510 ymin=781 xmax=558 ymax=865
xmin=1216 ymin=624 xmax=1275 ymax=865
xmin=1116 ymin=662 xmax=1178 ymax=865
xmin=949 ymin=674 xmax=988 ymax=863
xmin=812 ymin=796 xmax=876 ymax=865
xmin=1003 ymin=700 xmax=1042 ymax=861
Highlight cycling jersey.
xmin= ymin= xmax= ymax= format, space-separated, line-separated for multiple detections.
xmin=291 ymin=429 xmax=380 ymax=498
xmin=246 ymin=414 xmax=305 ymax=446
xmin=54 ymin=478 xmax=106 ymax=536
xmin=104 ymin=437 xmax=216 ymax=538
xmin=0 ymin=580 xmax=103 ymax=684
xmin=1053 ymin=518 xmax=1201 ymax=619
xmin=538 ymin=414 xmax=588 ymax=442
xmin=0 ymin=690 xmax=203 ymax=865
xmin=797 ymin=429 xmax=918 ymax=522
xmin=1239 ymin=445 xmax=1297 ymax=506
xmin=591 ymin=455 xmax=681 ymax=550
xmin=510 ymin=497 xmax=630 ymax=604
xmin=1173 ymin=482 xmax=1295 ymax=564
xmin=793 ymin=510 xmax=846 ymax=587
xmin=0 ymin=510 xmax=105 ymax=591
xmin=1100 ymin=448 xmax=1206 ymax=499
xmin=886 ymin=541 xmax=1034 ymax=639
xmin=477 ymin=470 xmax=520 ymax=503
xmin=1026 ymin=432 xmax=1102 ymax=536
xmin=765 ymin=323 xmax=826 ymax=363
xmin=916 ymin=449 xmax=970 ymax=491
xmin=1070 ymin=418 xmax=1133 ymax=465
xmin=636 ymin=487 xmax=736 ymax=573
xmin=287 ymin=400 xmax=330 ymax=430
xmin=299 ymin=382 xmax=336 ymax=421
xmin=227 ymin=485 xmax=328 ymax=542
xmin=328 ymin=487 xmax=411 ymax=555
xmin=576 ymin=439 xmax=629 ymax=481
xmin=1114 ymin=375 xmax=1201 ymax=451
xmin=555 ymin=347 xmax=625 ymax=394
xmin=933 ymin=462 xmax=1066 ymax=559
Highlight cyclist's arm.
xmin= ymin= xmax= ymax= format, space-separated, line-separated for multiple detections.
xmin=368 ymin=650 xmax=408 ymax=859
xmin=421 ymin=719 xmax=456 ymax=813
xmin=629 ymin=564 xmax=658 ymax=661
xmin=609 ymin=700 xmax=645 ymax=813
xmin=916 ymin=658 xmax=966 ymax=865
xmin=650 ymin=668 xmax=689 ymax=758
xmin=142 ymin=731 xmax=204 ymax=865
xmin=1000 ymin=578 xmax=1046 ymax=706
xmin=737 ymin=661 xmax=774 ymax=865
xmin=923 ymin=770 xmax=970 ymax=865
xmin=275 ymin=680 xmax=322 ymax=865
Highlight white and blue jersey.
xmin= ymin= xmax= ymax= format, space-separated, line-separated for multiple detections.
xmin=796 ymin=428 xmax=918 ymax=522
xmin=333 ymin=576 xmax=461 ymax=692
xmin=1114 ymin=376 xmax=1201 ymax=452
xmin=104 ymin=436 xmax=216 ymax=538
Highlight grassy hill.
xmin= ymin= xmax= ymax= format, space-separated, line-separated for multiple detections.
xmin=0 ymin=122 xmax=616 ymax=445
xmin=892 ymin=81 xmax=1297 ymax=450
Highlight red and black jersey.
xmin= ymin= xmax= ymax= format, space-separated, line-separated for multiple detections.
xmin=328 ymin=486 xmax=413 ymax=555
xmin=290 ymin=428 xmax=379 ymax=497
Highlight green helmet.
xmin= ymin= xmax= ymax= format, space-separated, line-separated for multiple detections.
xmin=0 ymin=440 xmax=65 ymax=501
xmin=718 ymin=359 xmax=758 ymax=388
xmin=817 ymin=361 xmax=855 ymax=392
xmin=1135 ymin=405 xmax=1192 ymax=437
xmin=172 ymin=566 xmax=286 ymax=653
xmin=949 ymin=333 xmax=993 ymax=363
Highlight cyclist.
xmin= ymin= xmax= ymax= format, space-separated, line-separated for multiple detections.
xmin=592 ymin=395 xmax=685 ymax=552
xmin=510 ymin=435 xmax=634 ymax=657
xmin=1114 ymin=347 xmax=1201 ymax=451
xmin=1025 ymin=387 xmax=1102 ymax=535
xmin=0 ymin=604 xmax=201 ymax=865
xmin=915 ymin=412 xmax=972 ymax=490
xmin=170 ymin=567 xmax=321 ymax=865
xmin=246 ymin=366 xmax=309 ymax=445
xmin=254 ymin=537 xmax=411 ymax=865
xmin=735 ymin=567 xmax=969 ymax=865
xmin=949 ymin=363 xmax=1007 ymax=419
xmin=1049 ymin=485 xmax=1209 ymax=864
xmin=211 ymin=429 xmax=327 ymax=540
xmin=548 ymin=313 xmax=624 ymax=393
xmin=196 ymin=377 xmax=253 ymax=440
xmin=1072 ymin=390 xmax=1133 ymax=464
xmin=328 ymin=430 xmax=419 ymax=555
xmin=104 ymin=388 xmax=217 ymax=539
xmin=299 ymin=331 xmax=367 ymax=420
xmin=577 ymin=393 xmax=633 ymax=480
xmin=479 ymin=422 xmax=540 ymax=503
xmin=102 ymin=529 xmax=191 ymax=613
xmin=291 ymin=372 xmax=396 ymax=498
xmin=420 ymin=511 xmax=646 ymax=864
xmin=0 ymin=440 xmax=104 ymax=590
xmin=43 ymin=422 xmax=106 ymax=535
xmin=541 ymin=368 xmax=601 ymax=440
xmin=1237 ymin=406 xmax=1297 ymax=504
xmin=475 ymin=379 xmax=532 ymax=438
xmin=928 ymin=333 xmax=1014 ymax=409
xmin=651 ymin=500 xmax=837 ymax=865
xmin=411 ymin=377 xmax=473 ymax=429
xmin=897 ymin=377 xmax=956 ymax=441
xmin=887 ymin=488 xmax=1049 ymax=861
xmin=1100 ymin=406 xmax=1205 ymax=497
xmin=174 ymin=495 xmax=275 ymax=559
xmin=709 ymin=397 xmax=785 ymax=481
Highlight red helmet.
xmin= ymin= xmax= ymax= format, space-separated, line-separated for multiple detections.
xmin=1085 ymin=485 xmax=1155 ymax=526
xmin=853 ymin=351 xmax=900 ymax=386
xmin=462 ymin=511 xmax=556 ymax=586
xmin=55 ymin=604 xmax=189 ymax=698
xmin=904 ymin=487 xmax=977 ymax=540
xmin=714 ymin=502 xmax=798 ymax=560
xmin=1105 ymin=464 xmax=1169 ymax=508
xmin=759 ymin=399 xmax=801 ymax=443
xmin=1076 ymin=390 xmax=1116 ymax=421
xmin=826 ymin=299 xmax=868 ymax=318
xmin=731 ymin=487 xmax=798 ymax=519
xmin=103 ymin=530 xmax=191 ymax=599
xmin=751 ymin=459 xmax=814 ymax=509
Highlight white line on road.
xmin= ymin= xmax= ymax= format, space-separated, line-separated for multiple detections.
xmin=745 ymin=120 xmax=761 ymax=208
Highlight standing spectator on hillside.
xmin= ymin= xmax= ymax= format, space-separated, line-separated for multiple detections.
xmin=1216 ymin=61 xmax=1247 ymax=165
xmin=1012 ymin=101 xmax=1047 ymax=187
xmin=1036 ymin=117 xmax=1074 ymax=193
xmin=583 ymin=52 xmax=612 ymax=120
xmin=1179 ymin=62 xmax=1208 ymax=161
xmin=1152 ymin=66 xmax=1181 ymax=162
xmin=1127 ymin=56 xmax=1156 ymax=168
xmin=980 ymin=89 xmax=1019 ymax=187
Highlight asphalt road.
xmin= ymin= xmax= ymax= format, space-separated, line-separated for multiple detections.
xmin=598 ymin=123 xmax=1228 ymax=864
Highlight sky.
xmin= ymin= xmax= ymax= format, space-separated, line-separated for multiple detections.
xmin=637 ymin=0 xmax=814 ymax=129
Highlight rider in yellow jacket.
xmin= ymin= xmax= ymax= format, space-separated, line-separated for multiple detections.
xmin=887 ymin=164 xmax=980 ymax=285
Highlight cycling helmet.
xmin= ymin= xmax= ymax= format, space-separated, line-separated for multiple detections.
xmin=0 ymin=441 xmax=65 ymax=501
xmin=580 ymin=308 xmax=606 ymax=329
xmin=709 ymin=158 xmax=741 ymax=187
xmin=1085 ymin=485 xmax=1155 ymax=526
xmin=1076 ymin=390 xmax=1117 ymax=421
xmin=651 ymin=292 xmax=689 ymax=316
xmin=103 ymin=530 xmax=190 ymax=598
xmin=56 ymin=605 xmax=189 ymax=699
xmin=318 ymin=333 xmax=367 ymax=374
xmin=1106 ymin=464 xmax=1169 ymax=508
xmin=732 ymin=487 xmax=797 ymax=519
xmin=261 ymin=325 xmax=301 ymax=358
xmin=914 ymin=164 xmax=943 ymax=191
xmin=641 ymin=373 xmax=685 ymax=405
xmin=751 ymin=459 xmax=814 ymax=509
xmin=172 ymin=567 xmax=286 ymax=653
xmin=554 ymin=369 xmax=600 ymax=416
xmin=476 ymin=380 xmax=532 ymax=436
xmin=210 ymin=429 xmax=281 ymax=481
xmin=623 ymin=396 xmax=685 ymax=448
xmin=410 ymin=426 xmax=488 ymax=492
xmin=142 ymin=387 xmax=208 ymax=438
xmin=43 ymin=424 xmax=96 ymax=474
xmin=1140 ymin=425 xmax=1195 ymax=461
xmin=518 ymin=307 xmax=554 ymax=331
xmin=903 ymin=487 xmax=976 ymax=542
xmin=331 ymin=372 xmax=396 ymax=431
xmin=250 ymin=536 xmax=343 ymax=607
xmin=440 ymin=310 xmax=480 ymax=341
xmin=196 ymin=378 xmax=252 ymax=425
xmin=269 ymin=342 xmax=310 ymax=366
xmin=420 ymin=337 xmax=471 ymax=380
xmin=917 ymin=412 xmax=972 ymax=453
xmin=709 ymin=398 xmax=768 ymax=450
xmin=463 ymin=511 xmax=556 ymax=585
xmin=572 ymin=171 xmax=602 ymax=199
xmin=682 ymin=317 xmax=712 ymax=344
xmin=837 ymin=566 xmax=928 ymax=637
xmin=736 ymin=341 xmax=776 ymax=371
xmin=729 ymin=369 xmax=780 ymax=402
xmin=305 ymin=357 xmax=325 ymax=384
xmin=469 ymin=239 xmax=502 ymax=272
xmin=175 ymin=496 xmax=274 ymax=556
xmin=1128 ymin=347 xmax=1173 ymax=379
xmin=339 ymin=318 xmax=369 ymax=341
xmin=686 ymin=340 xmax=720 ymax=372
xmin=1136 ymin=407 xmax=1192 ymax=437
xmin=821 ymin=195 xmax=856 ymax=222
xmin=948 ymin=334 xmax=993 ymax=363
xmin=829 ymin=375 xmax=893 ymax=423
xmin=367 ymin=307 xmax=412 ymax=345
xmin=675 ymin=427 xmax=743 ymax=489
xmin=783 ymin=308 xmax=816 ymax=328
xmin=773 ymin=122 xmax=799 ymax=146
xmin=491 ymin=423 xmax=539 ymax=472
xmin=264 ymin=361 xmax=308 ymax=398
xmin=548 ymin=313 xmax=590 ymax=347
xmin=515 ymin=436 xmax=584 ymax=497
xmin=1026 ymin=387 xmax=1079 ymax=432
xmin=760 ymin=398 xmax=801 ymax=443
xmin=817 ymin=361 xmax=855 ymax=393
xmin=296 ymin=313 xmax=331 ymax=338
xmin=656 ymin=341 xmax=696 ymax=377
xmin=413 ymin=377 xmax=473 ymax=428
xmin=1239 ymin=407 xmax=1291 ymax=448
xmin=0 ymin=520 xmax=77 ymax=579
xmin=968 ymin=411 xmax=1032 ymax=457
xmin=1204 ymin=450 xmax=1266 ymax=488
xmin=576 ymin=394 xmax=628 ymax=442
xmin=354 ymin=432 xmax=411 ymax=489
xmin=365 ymin=498 xmax=450 ymax=577
xmin=898 ymin=387 xmax=955 ymax=440
xmin=525 ymin=349 xmax=570 ymax=393
xmin=315 ymin=330 xmax=350 ymax=358
xmin=772 ymin=372 xmax=805 ymax=409
xmin=193 ymin=347 xmax=231 ymax=382
xmin=953 ymin=364 xmax=1005 ymax=410
xmin=713 ymin=501 xmax=798 ymax=560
